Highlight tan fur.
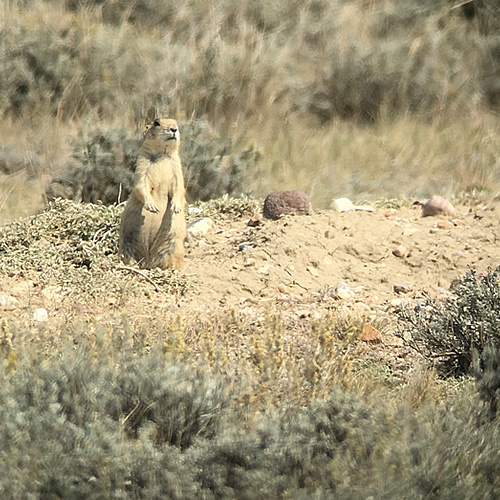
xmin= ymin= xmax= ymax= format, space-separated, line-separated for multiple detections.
xmin=119 ymin=118 xmax=186 ymax=270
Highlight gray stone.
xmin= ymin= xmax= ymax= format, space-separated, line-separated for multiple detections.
xmin=393 ymin=282 xmax=414 ymax=294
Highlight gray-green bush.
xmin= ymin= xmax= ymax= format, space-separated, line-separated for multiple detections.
xmin=398 ymin=266 xmax=500 ymax=376
xmin=1 ymin=342 xmax=499 ymax=498
xmin=46 ymin=120 xmax=261 ymax=204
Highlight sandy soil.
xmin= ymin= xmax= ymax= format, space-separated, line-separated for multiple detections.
xmin=182 ymin=201 xmax=499 ymax=312
xmin=1 ymin=199 xmax=499 ymax=335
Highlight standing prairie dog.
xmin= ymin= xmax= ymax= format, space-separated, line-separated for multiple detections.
xmin=119 ymin=118 xmax=186 ymax=270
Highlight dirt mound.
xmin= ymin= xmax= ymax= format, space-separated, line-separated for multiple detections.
xmin=0 ymin=197 xmax=498 ymax=327
xmin=184 ymin=199 xmax=500 ymax=311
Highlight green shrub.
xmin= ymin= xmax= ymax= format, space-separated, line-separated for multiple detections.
xmin=0 ymin=347 xmax=230 ymax=498
xmin=0 ymin=337 xmax=499 ymax=498
xmin=47 ymin=120 xmax=261 ymax=204
xmin=181 ymin=120 xmax=261 ymax=202
xmin=46 ymin=127 xmax=139 ymax=204
xmin=398 ymin=266 xmax=500 ymax=376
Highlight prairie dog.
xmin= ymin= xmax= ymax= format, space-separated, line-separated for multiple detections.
xmin=119 ymin=118 xmax=186 ymax=270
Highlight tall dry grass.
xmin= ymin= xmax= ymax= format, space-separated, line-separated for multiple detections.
xmin=0 ymin=0 xmax=499 ymax=221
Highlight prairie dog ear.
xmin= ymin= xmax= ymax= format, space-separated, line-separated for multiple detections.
xmin=142 ymin=119 xmax=155 ymax=137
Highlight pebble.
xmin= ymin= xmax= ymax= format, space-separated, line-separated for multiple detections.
xmin=187 ymin=207 xmax=202 ymax=216
xmin=323 ymin=256 xmax=334 ymax=266
xmin=359 ymin=324 xmax=382 ymax=343
xmin=402 ymin=227 xmax=418 ymax=237
xmin=244 ymin=258 xmax=256 ymax=267
xmin=33 ymin=308 xmax=48 ymax=322
xmin=0 ymin=294 xmax=18 ymax=309
xmin=392 ymin=245 xmax=408 ymax=258
xmin=306 ymin=265 xmax=320 ymax=277
xmin=437 ymin=278 xmax=449 ymax=288
xmin=239 ymin=242 xmax=254 ymax=251
xmin=247 ymin=214 xmax=262 ymax=227
xmin=437 ymin=220 xmax=453 ymax=230
xmin=420 ymin=195 xmax=456 ymax=217
xmin=257 ymin=265 xmax=270 ymax=275
xmin=327 ymin=282 xmax=355 ymax=299
xmin=187 ymin=217 xmax=215 ymax=238
xmin=393 ymin=282 xmax=413 ymax=294
xmin=389 ymin=298 xmax=408 ymax=308
xmin=324 ymin=229 xmax=336 ymax=239
xmin=330 ymin=197 xmax=354 ymax=213
xmin=353 ymin=204 xmax=375 ymax=212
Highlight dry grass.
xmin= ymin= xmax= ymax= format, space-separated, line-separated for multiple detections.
xmin=0 ymin=0 xmax=499 ymax=218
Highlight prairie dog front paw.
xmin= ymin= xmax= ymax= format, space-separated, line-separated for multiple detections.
xmin=144 ymin=199 xmax=160 ymax=213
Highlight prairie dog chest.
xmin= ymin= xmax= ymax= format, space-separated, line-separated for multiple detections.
xmin=147 ymin=158 xmax=176 ymax=194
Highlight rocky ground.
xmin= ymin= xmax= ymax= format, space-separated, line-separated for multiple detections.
xmin=184 ymin=198 xmax=499 ymax=313
xmin=0 ymin=195 xmax=499 ymax=340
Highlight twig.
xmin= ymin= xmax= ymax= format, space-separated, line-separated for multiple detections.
xmin=118 ymin=265 xmax=166 ymax=294
xmin=450 ymin=0 xmax=474 ymax=10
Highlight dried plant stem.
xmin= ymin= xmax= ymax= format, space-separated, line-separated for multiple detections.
xmin=118 ymin=265 xmax=166 ymax=294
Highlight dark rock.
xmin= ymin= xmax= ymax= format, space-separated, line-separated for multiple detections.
xmin=263 ymin=190 xmax=312 ymax=220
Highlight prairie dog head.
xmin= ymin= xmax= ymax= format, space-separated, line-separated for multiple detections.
xmin=141 ymin=118 xmax=180 ymax=157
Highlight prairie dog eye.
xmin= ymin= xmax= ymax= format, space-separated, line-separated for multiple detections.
xmin=153 ymin=119 xmax=161 ymax=127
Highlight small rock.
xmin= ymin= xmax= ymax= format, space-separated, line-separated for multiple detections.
xmin=392 ymin=245 xmax=408 ymax=258
xmin=330 ymin=197 xmax=354 ymax=213
xmin=263 ymin=190 xmax=312 ymax=220
xmin=187 ymin=207 xmax=202 ymax=216
xmin=389 ymin=298 xmax=407 ymax=308
xmin=239 ymin=242 xmax=254 ymax=251
xmin=306 ymin=265 xmax=319 ymax=277
xmin=359 ymin=324 xmax=382 ymax=343
xmin=257 ymin=265 xmax=270 ymax=275
xmin=33 ymin=308 xmax=48 ymax=322
xmin=353 ymin=204 xmax=375 ymax=212
xmin=0 ymin=294 xmax=18 ymax=309
xmin=277 ymin=284 xmax=288 ymax=294
xmin=393 ymin=282 xmax=413 ymax=294
xmin=296 ymin=310 xmax=311 ymax=319
xmin=247 ymin=214 xmax=262 ymax=227
xmin=437 ymin=220 xmax=453 ymax=230
xmin=451 ymin=251 xmax=466 ymax=259
xmin=187 ymin=217 xmax=215 ymax=238
xmin=437 ymin=278 xmax=449 ymax=289
xmin=402 ymin=227 xmax=418 ymax=237
xmin=244 ymin=258 xmax=256 ymax=267
xmin=418 ymin=195 xmax=456 ymax=217
xmin=352 ymin=301 xmax=372 ymax=315
xmin=327 ymin=282 xmax=355 ymax=300
xmin=384 ymin=209 xmax=396 ymax=217
xmin=324 ymin=229 xmax=336 ymax=239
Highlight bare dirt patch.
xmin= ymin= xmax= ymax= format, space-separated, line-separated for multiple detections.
xmin=0 ymin=198 xmax=498 ymax=328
